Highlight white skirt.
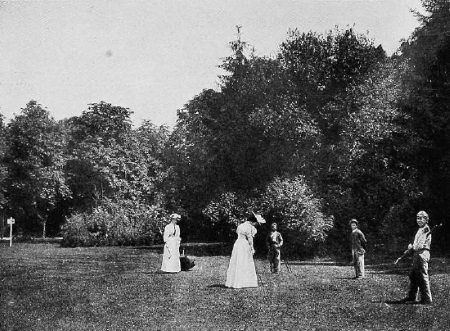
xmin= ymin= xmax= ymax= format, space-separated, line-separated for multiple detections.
xmin=161 ymin=237 xmax=181 ymax=273
xmin=225 ymin=238 xmax=258 ymax=288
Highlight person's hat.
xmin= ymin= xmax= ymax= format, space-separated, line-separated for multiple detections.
xmin=170 ymin=213 xmax=181 ymax=220
xmin=349 ymin=219 xmax=358 ymax=225
xmin=417 ymin=211 xmax=429 ymax=221
xmin=252 ymin=211 xmax=266 ymax=224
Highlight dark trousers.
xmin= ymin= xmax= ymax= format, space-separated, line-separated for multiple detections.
xmin=268 ymin=247 xmax=281 ymax=273
xmin=407 ymin=251 xmax=432 ymax=303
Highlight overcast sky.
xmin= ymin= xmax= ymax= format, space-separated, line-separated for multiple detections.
xmin=0 ymin=0 xmax=423 ymax=128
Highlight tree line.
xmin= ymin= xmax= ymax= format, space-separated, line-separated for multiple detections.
xmin=1 ymin=0 xmax=449 ymax=256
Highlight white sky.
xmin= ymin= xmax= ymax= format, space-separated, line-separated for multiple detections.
xmin=0 ymin=0 xmax=423 ymax=128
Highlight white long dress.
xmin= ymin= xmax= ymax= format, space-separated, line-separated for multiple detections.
xmin=161 ymin=223 xmax=181 ymax=273
xmin=225 ymin=221 xmax=258 ymax=288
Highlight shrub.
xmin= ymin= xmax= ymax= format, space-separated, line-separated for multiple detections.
xmin=61 ymin=199 xmax=167 ymax=247
xmin=261 ymin=176 xmax=334 ymax=257
xmin=203 ymin=176 xmax=333 ymax=257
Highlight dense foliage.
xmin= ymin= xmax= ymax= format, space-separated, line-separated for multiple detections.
xmin=3 ymin=101 xmax=69 ymax=237
xmin=60 ymin=103 xmax=172 ymax=246
xmin=1 ymin=1 xmax=449 ymax=254
xmin=0 ymin=115 xmax=7 ymax=220
xmin=203 ymin=176 xmax=333 ymax=255
xmin=61 ymin=199 xmax=166 ymax=247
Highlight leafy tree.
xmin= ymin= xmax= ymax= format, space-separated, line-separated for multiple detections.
xmin=279 ymin=27 xmax=386 ymax=143
xmin=65 ymin=102 xmax=134 ymax=211
xmin=0 ymin=114 xmax=6 ymax=201
xmin=174 ymin=29 xmax=319 ymax=203
xmin=62 ymin=104 xmax=171 ymax=246
xmin=277 ymin=27 xmax=388 ymax=247
xmin=329 ymin=58 xmax=420 ymax=249
xmin=71 ymin=101 xmax=133 ymax=144
xmin=4 ymin=101 xmax=70 ymax=237
xmin=0 ymin=114 xmax=7 ymax=234
xmin=173 ymin=28 xmax=387 ymax=248
xmin=396 ymin=0 xmax=450 ymax=249
xmin=168 ymin=30 xmax=324 ymax=245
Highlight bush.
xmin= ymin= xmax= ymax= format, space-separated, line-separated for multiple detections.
xmin=61 ymin=199 xmax=167 ymax=247
xmin=202 ymin=191 xmax=253 ymax=242
xmin=203 ymin=176 xmax=334 ymax=257
xmin=261 ymin=176 xmax=334 ymax=257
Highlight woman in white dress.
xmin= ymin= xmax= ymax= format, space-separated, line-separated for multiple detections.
xmin=225 ymin=212 xmax=265 ymax=288
xmin=161 ymin=213 xmax=182 ymax=273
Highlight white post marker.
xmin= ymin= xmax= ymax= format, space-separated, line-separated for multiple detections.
xmin=7 ymin=218 xmax=15 ymax=247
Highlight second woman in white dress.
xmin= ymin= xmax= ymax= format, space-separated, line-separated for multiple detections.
xmin=225 ymin=213 xmax=265 ymax=288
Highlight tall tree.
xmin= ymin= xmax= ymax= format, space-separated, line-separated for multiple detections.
xmin=171 ymin=29 xmax=322 ymax=241
xmin=279 ymin=28 xmax=386 ymax=208
xmin=70 ymin=101 xmax=133 ymax=146
xmin=329 ymin=58 xmax=421 ymax=246
xmin=65 ymin=102 xmax=134 ymax=211
xmin=279 ymin=27 xmax=386 ymax=143
xmin=66 ymin=104 xmax=169 ymax=214
xmin=175 ymin=29 xmax=319 ymax=199
xmin=0 ymin=114 xmax=7 ymax=230
xmin=4 ymin=101 xmax=70 ymax=237
xmin=397 ymin=0 xmax=450 ymax=247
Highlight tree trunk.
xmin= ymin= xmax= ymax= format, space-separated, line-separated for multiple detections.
xmin=42 ymin=220 xmax=46 ymax=239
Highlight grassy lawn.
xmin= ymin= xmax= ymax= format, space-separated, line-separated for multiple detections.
xmin=1 ymin=243 xmax=449 ymax=331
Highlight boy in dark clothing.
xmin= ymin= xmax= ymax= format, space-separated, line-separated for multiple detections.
xmin=266 ymin=222 xmax=284 ymax=274
xmin=350 ymin=219 xmax=367 ymax=279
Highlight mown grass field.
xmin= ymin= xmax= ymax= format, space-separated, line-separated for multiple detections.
xmin=1 ymin=242 xmax=449 ymax=331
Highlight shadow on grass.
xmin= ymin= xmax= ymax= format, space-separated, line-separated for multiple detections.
xmin=368 ymin=299 xmax=411 ymax=305
xmin=207 ymin=284 xmax=228 ymax=289
xmin=367 ymin=264 xmax=410 ymax=276
xmin=287 ymin=261 xmax=348 ymax=267
xmin=383 ymin=299 xmax=409 ymax=305
xmin=380 ymin=299 xmax=434 ymax=307
xmin=273 ymin=255 xmax=449 ymax=277
xmin=366 ymin=257 xmax=449 ymax=275
xmin=135 ymin=242 xmax=233 ymax=256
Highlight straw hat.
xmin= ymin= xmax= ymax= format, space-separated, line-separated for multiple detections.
xmin=251 ymin=211 xmax=266 ymax=224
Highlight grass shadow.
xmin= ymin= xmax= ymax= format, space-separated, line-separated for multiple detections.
xmin=367 ymin=263 xmax=410 ymax=276
xmin=367 ymin=257 xmax=449 ymax=275
xmin=134 ymin=242 xmax=232 ymax=256
xmin=383 ymin=299 xmax=409 ymax=305
xmin=288 ymin=261 xmax=348 ymax=267
xmin=207 ymin=284 xmax=227 ymax=289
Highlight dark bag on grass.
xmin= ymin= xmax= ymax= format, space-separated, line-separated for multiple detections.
xmin=180 ymin=250 xmax=195 ymax=271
